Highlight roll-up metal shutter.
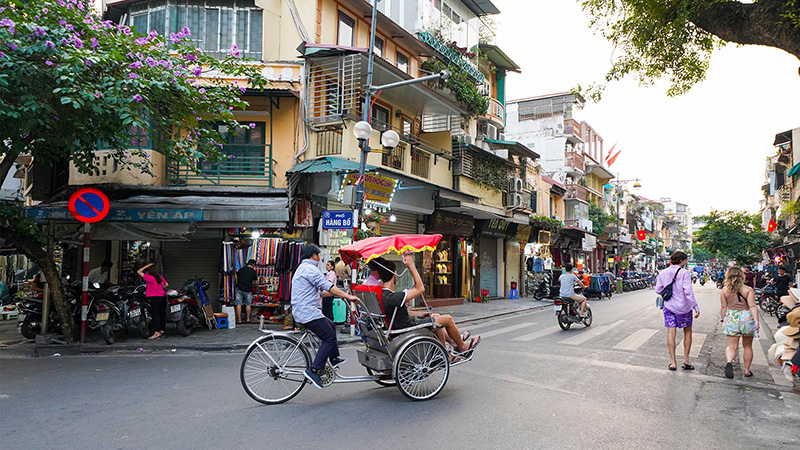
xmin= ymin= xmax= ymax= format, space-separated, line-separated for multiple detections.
xmin=379 ymin=211 xmax=418 ymax=236
xmin=162 ymin=229 xmax=222 ymax=310
xmin=89 ymin=240 xmax=107 ymax=268
xmin=479 ymin=237 xmax=498 ymax=296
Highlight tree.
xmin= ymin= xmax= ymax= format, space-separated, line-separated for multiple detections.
xmin=0 ymin=0 xmax=268 ymax=342
xmin=589 ymin=201 xmax=615 ymax=235
xmin=578 ymin=0 xmax=800 ymax=99
xmin=693 ymin=210 xmax=773 ymax=266
xmin=691 ymin=244 xmax=713 ymax=263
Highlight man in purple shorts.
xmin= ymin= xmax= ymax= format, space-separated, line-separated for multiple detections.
xmin=655 ymin=251 xmax=700 ymax=371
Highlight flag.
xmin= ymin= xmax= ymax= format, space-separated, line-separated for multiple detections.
xmin=636 ymin=230 xmax=646 ymax=241
xmin=604 ymin=144 xmax=616 ymax=164
xmin=606 ymin=147 xmax=621 ymax=166
xmin=768 ymin=220 xmax=778 ymax=232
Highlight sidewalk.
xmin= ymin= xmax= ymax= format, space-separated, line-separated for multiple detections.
xmin=0 ymin=297 xmax=551 ymax=357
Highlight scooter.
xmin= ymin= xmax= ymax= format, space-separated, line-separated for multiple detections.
xmin=139 ymin=277 xmax=210 ymax=337
xmin=17 ymin=279 xmax=83 ymax=339
xmin=554 ymin=286 xmax=593 ymax=330
xmin=533 ymin=275 xmax=556 ymax=300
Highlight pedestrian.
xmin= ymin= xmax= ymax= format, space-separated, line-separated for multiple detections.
xmin=743 ymin=266 xmax=756 ymax=289
xmin=772 ymin=266 xmax=793 ymax=298
xmin=137 ymin=263 xmax=169 ymax=339
xmin=655 ymin=251 xmax=699 ymax=371
xmin=88 ymin=260 xmax=113 ymax=286
xmin=719 ymin=266 xmax=760 ymax=378
xmin=290 ymin=244 xmax=358 ymax=389
xmin=321 ymin=260 xmax=337 ymax=321
xmin=235 ymin=259 xmax=257 ymax=324
xmin=334 ymin=257 xmax=351 ymax=289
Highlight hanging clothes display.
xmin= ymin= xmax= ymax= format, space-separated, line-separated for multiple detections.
xmin=220 ymin=238 xmax=305 ymax=304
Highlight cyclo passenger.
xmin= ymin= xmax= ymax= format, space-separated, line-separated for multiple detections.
xmin=290 ymin=244 xmax=359 ymax=389
xmin=559 ymin=263 xmax=587 ymax=317
xmin=376 ymin=254 xmax=480 ymax=356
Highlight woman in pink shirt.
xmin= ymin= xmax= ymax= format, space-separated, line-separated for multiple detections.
xmin=137 ymin=263 xmax=169 ymax=340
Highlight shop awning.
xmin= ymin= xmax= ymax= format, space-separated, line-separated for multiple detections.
xmin=478 ymin=43 xmax=521 ymax=73
xmin=585 ymin=164 xmax=615 ymax=180
xmin=788 ymin=162 xmax=800 ymax=177
xmin=80 ymin=223 xmax=194 ymax=241
xmin=288 ymin=157 xmax=375 ymax=175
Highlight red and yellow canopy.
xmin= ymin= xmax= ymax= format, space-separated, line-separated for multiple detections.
xmin=338 ymin=234 xmax=442 ymax=264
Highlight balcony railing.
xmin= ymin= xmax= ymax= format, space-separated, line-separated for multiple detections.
xmin=565 ymin=183 xmax=590 ymax=202
xmin=564 ymin=118 xmax=582 ymax=138
xmin=166 ymin=152 xmax=272 ymax=187
xmin=564 ymin=150 xmax=585 ymax=174
xmin=485 ymin=98 xmax=505 ymax=124
xmin=416 ymin=31 xmax=485 ymax=84
xmin=316 ymin=129 xmax=343 ymax=156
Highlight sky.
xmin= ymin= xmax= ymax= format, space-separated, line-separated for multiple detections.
xmin=493 ymin=0 xmax=800 ymax=215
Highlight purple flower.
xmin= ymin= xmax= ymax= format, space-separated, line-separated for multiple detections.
xmin=45 ymin=40 xmax=54 ymax=49
xmin=193 ymin=66 xmax=202 ymax=77
xmin=90 ymin=37 xmax=98 ymax=48
xmin=129 ymin=61 xmax=143 ymax=69
xmin=66 ymin=24 xmax=74 ymax=31
xmin=9 ymin=43 xmax=17 ymax=50
xmin=148 ymin=30 xmax=158 ymax=39
xmin=186 ymin=53 xmax=196 ymax=61
xmin=173 ymin=70 xmax=181 ymax=77
xmin=1 ymin=18 xmax=15 ymax=28
xmin=129 ymin=73 xmax=138 ymax=79
xmin=43 ymin=7 xmax=48 ymax=13
xmin=198 ymin=88 xmax=205 ymax=94
xmin=59 ymin=20 xmax=66 ymax=26
xmin=228 ymin=45 xmax=241 ymax=57
xmin=131 ymin=138 xmax=138 ymax=145
xmin=86 ymin=60 xmax=92 ymax=66
xmin=196 ymin=117 xmax=201 ymax=121
xmin=249 ymin=123 xmax=256 ymax=129
xmin=34 ymin=26 xmax=46 ymax=36
xmin=94 ymin=92 xmax=101 ymax=98
xmin=239 ymin=87 xmax=246 ymax=93
xmin=83 ymin=17 xmax=94 ymax=25
xmin=132 ymin=94 xmax=142 ymax=102
xmin=0 ymin=51 xmax=5 ymax=59
xmin=169 ymin=32 xmax=179 ymax=44
xmin=45 ymin=60 xmax=53 ymax=66
xmin=122 ymin=27 xmax=131 ymax=35
xmin=182 ymin=26 xmax=190 ymax=36
xmin=134 ymin=37 xmax=147 ymax=45
xmin=73 ymin=38 xmax=82 ymax=48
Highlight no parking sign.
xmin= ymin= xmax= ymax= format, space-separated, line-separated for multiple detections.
xmin=68 ymin=188 xmax=110 ymax=223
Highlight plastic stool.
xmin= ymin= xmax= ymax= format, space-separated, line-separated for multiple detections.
xmin=215 ymin=316 xmax=229 ymax=329
xmin=509 ymin=289 xmax=519 ymax=299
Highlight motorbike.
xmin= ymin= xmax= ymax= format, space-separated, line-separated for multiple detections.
xmin=554 ymin=286 xmax=593 ymax=330
xmin=691 ymin=273 xmax=697 ymax=284
xmin=533 ymin=275 xmax=556 ymax=300
xmin=98 ymin=284 xmax=146 ymax=345
xmin=699 ymin=274 xmax=706 ymax=286
xmin=715 ymin=279 xmax=724 ymax=289
xmin=17 ymin=278 xmax=83 ymax=339
xmin=139 ymin=277 xmax=210 ymax=337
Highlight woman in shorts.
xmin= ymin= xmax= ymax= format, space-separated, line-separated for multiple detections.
xmin=720 ymin=266 xmax=760 ymax=379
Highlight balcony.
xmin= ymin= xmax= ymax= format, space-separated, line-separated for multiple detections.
xmin=563 ymin=118 xmax=583 ymax=144
xmin=565 ymin=183 xmax=590 ymax=202
xmin=481 ymin=97 xmax=505 ymax=127
xmin=416 ymin=31 xmax=485 ymax=84
xmin=564 ymin=149 xmax=585 ymax=177
xmin=166 ymin=148 xmax=272 ymax=188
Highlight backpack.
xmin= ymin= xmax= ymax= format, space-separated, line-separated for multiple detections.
xmin=660 ymin=267 xmax=682 ymax=301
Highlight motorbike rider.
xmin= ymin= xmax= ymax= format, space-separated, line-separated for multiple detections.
xmin=559 ymin=263 xmax=587 ymax=317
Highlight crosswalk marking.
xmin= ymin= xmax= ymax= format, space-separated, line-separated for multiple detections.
xmin=613 ymin=329 xmax=659 ymax=351
xmin=480 ymin=322 xmax=537 ymax=339
xmin=511 ymin=326 xmax=561 ymax=342
xmin=559 ymin=320 xmax=625 ymax=345
xmin=675 ymin=333 xmax=706 ymax=358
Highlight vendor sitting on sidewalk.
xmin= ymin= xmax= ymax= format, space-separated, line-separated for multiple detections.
xmin=376 ymin=254 xmax=480 ymax=355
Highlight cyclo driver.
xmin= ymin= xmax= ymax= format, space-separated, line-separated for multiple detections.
xmin=559 ymin=263 xmax=587 ymax=317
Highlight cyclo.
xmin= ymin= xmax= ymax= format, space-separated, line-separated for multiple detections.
xmin=239 ymin=234 xmax=475 ymax=404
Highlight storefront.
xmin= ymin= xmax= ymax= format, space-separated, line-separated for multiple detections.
xmin=475 ymin=219 xmax=518 ymax=298
xmin=424 ymin=210 xmax=474 ymax=300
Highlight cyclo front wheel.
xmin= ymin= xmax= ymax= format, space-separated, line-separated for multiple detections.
xmin=393 ymin=335 xmax=449 ymax=401
xmin=240 ymin=334 xmax=311 ymax=405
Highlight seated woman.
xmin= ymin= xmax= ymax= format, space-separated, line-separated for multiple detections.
xmin=376 ymin=254 xmax=480 ymax=354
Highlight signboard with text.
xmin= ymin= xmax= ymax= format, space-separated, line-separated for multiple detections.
xmin=341 ymin=173 xmax=397 ymax=208
xmin=427 ymin=210 xmax=473 ymax=235
xmin=29 ymin=208 xmax=203 ymax=222
xmin=321 ymin=210 xmax=353 ymax=230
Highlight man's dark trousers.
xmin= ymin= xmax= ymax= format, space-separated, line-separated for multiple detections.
xmin=302 ymin=317 xmax=339 ymax=371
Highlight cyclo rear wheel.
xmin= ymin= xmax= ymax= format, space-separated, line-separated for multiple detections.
xmin=240 ymin=335 xmax=311 ymax=405
xmin=393 ymin=335 xmax=449 ymax=401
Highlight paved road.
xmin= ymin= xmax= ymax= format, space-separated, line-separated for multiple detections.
xmin=1 ymin=284 xmax=798 ymax=449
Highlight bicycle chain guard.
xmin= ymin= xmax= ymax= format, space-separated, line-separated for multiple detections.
xmin=319 ymin=366 xmax=336 ymax=388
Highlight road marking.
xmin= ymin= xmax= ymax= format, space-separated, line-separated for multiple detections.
xmin=511 ymin=325 xmax=561 ymax=342
xmin=675 ymin=333 xmax=706 ymax=358
xmin=559 ymin=320 xmax=625 ymax=345
xmin=613 ymin=329 xmax=659 ymax=351
xmin=480 ymin=322 xmax=538 ymax=338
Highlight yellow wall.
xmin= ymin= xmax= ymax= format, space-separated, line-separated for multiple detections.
xmin=458 ymin=176 xmax=503 ymax=208
xmin=69 ymin=150 xmax=166 ymax=186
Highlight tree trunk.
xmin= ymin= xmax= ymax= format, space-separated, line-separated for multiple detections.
xmin=692 ymin=0 xmax=800 ymax=60
xmin=1 ymin=226 xmax=76 ymax=343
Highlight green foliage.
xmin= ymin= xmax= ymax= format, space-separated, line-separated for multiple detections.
xmin=693 ymin=210 xmax=773 ymax=265
xmin=691 ymin=245 xmax=712 ymax=263
xmin=779 ymin=199 xmax=800 ymax=219
xmin=421 ymin=58 xmax=488 ymax=116
xmin=589 ymin=201 xmax=615 ymax=235
xmin=0 ymin=0 xmax=269 ymax=179
xmin=471 ymin=150 xmax=510 ymax=192
xmin=0 ymin=201 xmax=43 ymax=244
xmin=576 ymin=0 xmax=800 ymax=100
xmin=530 ymin=215 xmax=564 ymax=234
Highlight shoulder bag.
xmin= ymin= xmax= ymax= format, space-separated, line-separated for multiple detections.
xmin=656 ymin=267 xmax=682 ymax=309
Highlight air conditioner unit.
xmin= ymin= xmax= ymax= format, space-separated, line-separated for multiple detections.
xmin=506 ymin=193 xmax=523 ymax=209
xmin=486 ymin=124 xmax=498 ymax=140
xmin=509 ymin=177 xmax=524 ymax=193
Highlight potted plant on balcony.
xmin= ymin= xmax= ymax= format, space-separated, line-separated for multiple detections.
xmin=362 ymin=211 xmax=387 ymax=229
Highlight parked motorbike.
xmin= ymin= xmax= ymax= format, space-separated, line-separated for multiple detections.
xmin=98 ymin=284 xmax=143 ymax=345
xmin=533 ymin=275 xmax=556 ymax=300
xmin=554 ymin=288 xmax=593 ymax=330
xmin=699 ymin=274 xmax=706 ymax=286
xmin=17 ymin=278 xmax=82 ymax=339
xmin=139 ymin=277 xmax=210 ymax=337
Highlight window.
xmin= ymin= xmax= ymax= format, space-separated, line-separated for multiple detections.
xmin=371 ymin=105 xmax=390 ymax=131
xmin=411 ymin=149 xmax=430 ymax=178
xmin=396 ymin=51 xmax=409 ymax=73
xmin=374 ymin=36 xmax=384 ymax=58
xmin=402 ymin=117 xmax=414 ymax=140
xmin=203 ymin=122 xmax=266 ymax=175
xmin=382 ymin=144 xmax=405 ymax=170
xmin=337 ymin=11 xmax=355 ymax=46
xmin=128 ymin=1 xmax=263 ymax=59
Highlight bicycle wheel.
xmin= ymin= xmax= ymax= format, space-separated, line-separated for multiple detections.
xmin=240 ymin=335 xmax=311 ymax=405
xmin=394 ymin=336 xmax=449 ymax=401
